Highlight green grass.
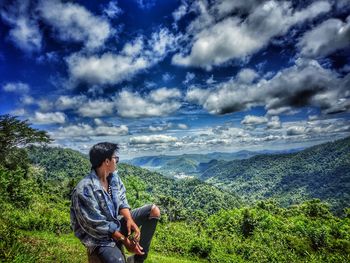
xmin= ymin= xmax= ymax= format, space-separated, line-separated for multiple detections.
xmin=18 ymin=231 xmax=205 ymax=263
xmin=146 ymin=253 xmax=206 ymax=263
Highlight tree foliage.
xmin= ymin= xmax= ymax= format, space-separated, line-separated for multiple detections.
xmin=0 ymin=114 xmax=51 ymax=169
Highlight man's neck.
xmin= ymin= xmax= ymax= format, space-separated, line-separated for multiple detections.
xmin=95 ymin=167 xmax=109 ymax=183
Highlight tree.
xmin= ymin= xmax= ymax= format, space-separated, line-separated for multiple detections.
xmin=0 ymin=114 xmax=51 ymax=169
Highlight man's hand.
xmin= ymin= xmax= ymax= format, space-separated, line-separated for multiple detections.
xmin=120 ymin=208 xmax=141 ymax=241
xmin=123 ymin=237 xmax=144 ymax=255
xmin=126 ymin=218 xmax=141 ymax=241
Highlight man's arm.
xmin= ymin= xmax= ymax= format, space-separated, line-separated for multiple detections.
xmin=112 ymin=230 xmax=144 ymax=255
xmin=112 ymin=209 xmax=144 ymax=255
xmin=73 ymin=187 xmax=120 ymax=239
xmin=119 ymin=208 xmax=140 ymax=240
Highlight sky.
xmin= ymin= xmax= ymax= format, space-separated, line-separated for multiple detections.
xmin=0 ymin=0 xmax=350 ymax=159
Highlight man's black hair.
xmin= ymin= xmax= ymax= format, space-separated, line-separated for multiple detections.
xmin=89 ymin=142 xmax=119 ymax=169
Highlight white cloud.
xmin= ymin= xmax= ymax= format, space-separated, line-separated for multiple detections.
xmin=77 ymin=99 xmax=115 ymax=117
xmin=20 ymin=95 xmax=35 ymax=105
xmin=267 ymin=116 xmax=281 ymax=129
xmin=186 ymin=87 xmax=211 ymax=107
xmin=149 ymin=124 xmax=170 ymax=132
xmin=186 ymin=59 xmax=350 ymax=115
xmin=183 ymin=72 xmax=195 ymax=85
xmin=178 ymin=123 xmax=188 ymax=129
xmin=213 ymin=0 xmax=262 ymax=18
xmin=115 ymin=88 xmax=182 ymax=118
xmin=1 ymin=0 xmax=42 ymax=52
xmin=162 ymin=72 xmax=174 ymax=82
xmin=149 ymin=87 xmax=181 ymax=102
xmin=3 ymin=82 xmax=29 ymax=93
xmin=237 ymin=68 xmax=259 ymax=84
xmin=103 ymin=1 xmax=122 ymax=19
xmin=266 ymin=106 xmax=296 ymax=116
xmin=67 ymin=51 xmax=148 ymax=86
xmin=206 ymin=75 xmax=215 ymax=85
xmin=298 ymin=16 xmax=350 ymax=58
xmin=172 ymin=3 xmax=188 ymax=22
xmin=37 ymin=99 xmax=54 ymax=112
xmin=172 ymin=0 xmax=331 ymax=69
xmin=38 ymin=0 xmax=112 ymax=49
xmin=129 ymin=134 xmax=177 ymax=145
xmin=67 ymin=28 xmax=177 ymax=86
xmin=31 ymin=111 xmax=67 ymax=124
xmin=55 ymin=95 xmax=87 ymax=110
xmin=241 ymin=115 xmax=268 ymax=125
xmin=53 ymin=123 xmax=128 ymax=138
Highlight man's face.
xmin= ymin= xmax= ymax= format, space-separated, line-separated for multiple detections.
xmin=110 ymin=153 xmax=119 ymax=171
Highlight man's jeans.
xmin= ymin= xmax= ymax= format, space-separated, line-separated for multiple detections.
xmin=89 ymin=204 xmax=159 ymax=263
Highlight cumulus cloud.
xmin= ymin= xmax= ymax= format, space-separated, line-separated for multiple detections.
xmin=55 ymin=95 xmax=87 ymax=110
xmin=267 ymin=116 xmax=281 ymax=129
xmin=172 ymin=0 xmax=331 ymax=69
xmin=241 ymin=115 xmax=268 ymax=125
xmin=298 ymin=16 xmax=350 ymax=58
xmin=148 ymin=124 xmax=171 ymax=132
xmin=129 ymin=134 xmax=177 ymax=144
xmin=67 ymin=28 xmax=177 ymax=86
xmin=149 ymin=87 xmax=181 ymax=102
xmin=38 ymin=0 xmax=112 ymax=49
xmin=77 ymin=99 xmax=115 ymax=117
xmin=31 ymin=111 xmax=66 ymax=124
xmin=266 ymin=107 xmax=297 ymax=116
xmin=3 ymin=82 xmax=29 ymax=93
xmin=53 ymin=123 xmax=128 ymax=138
xmin=66 ymin=51 xmax=148 ymax=86
xmin=1 ymin=0 xmax=42 ymax=52
xmin=115 ymin=88 xmax=182 ymax=118
xmin=237 ymin=68 xmax=259 ymax=84
xmin=186 ymin=59 xmax=350 ymax=115
xmin=284 ymin=118 xmax=350 ymax=137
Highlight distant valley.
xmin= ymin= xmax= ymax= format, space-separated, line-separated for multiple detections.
xmin=127 ymin=137 xmax=350 ymax=213
xmin=126 ymin=148 xmax=302 ymax=179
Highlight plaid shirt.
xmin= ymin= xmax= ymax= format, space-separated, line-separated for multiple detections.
xmin=70 ymin=170 xmax=130 ymax=248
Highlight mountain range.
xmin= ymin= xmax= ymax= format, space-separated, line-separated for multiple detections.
xmin=127 ymin=137 xmax=350 ymax=213
xmin=126 ymin=148 xmax=302 ymax=179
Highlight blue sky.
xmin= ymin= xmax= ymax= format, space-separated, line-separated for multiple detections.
xmin=1 ymin=0 xmax=350 ymax=158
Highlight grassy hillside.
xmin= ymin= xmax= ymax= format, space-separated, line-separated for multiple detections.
xmin=202 ymin=136 xmax=350 ymax=213
xmin=1 ymin=144 xmax=349 ymax=262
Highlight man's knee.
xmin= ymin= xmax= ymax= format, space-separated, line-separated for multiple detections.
xmin=150 ymin=204 xmax=160 ymax=219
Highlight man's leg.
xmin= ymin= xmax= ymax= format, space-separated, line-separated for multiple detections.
xmin=120 ymin=204 xmax=160 ymax=262
xmin=90 ymin=245 xmax=125 ymax=263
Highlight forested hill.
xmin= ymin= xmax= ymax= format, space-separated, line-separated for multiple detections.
xmin=202 ymin=136 xmax=350 ymax=212
xmin=126 ymin=149 xmax=300 ymax=178
xmin=27 ymin=146 xmax=241 ymax=220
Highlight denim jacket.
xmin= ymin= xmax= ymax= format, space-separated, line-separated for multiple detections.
xmin=70 ymin=170 xmax=130 ymax=249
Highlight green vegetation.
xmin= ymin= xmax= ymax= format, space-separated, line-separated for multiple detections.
xmin=203 ymin=137 xmax=350 ymax=214
xmin=1 ymin=115 xmax=349 ymax=262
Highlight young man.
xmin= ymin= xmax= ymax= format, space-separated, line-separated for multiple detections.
xmin=70 ymin=142 xmax=160 ymax=263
